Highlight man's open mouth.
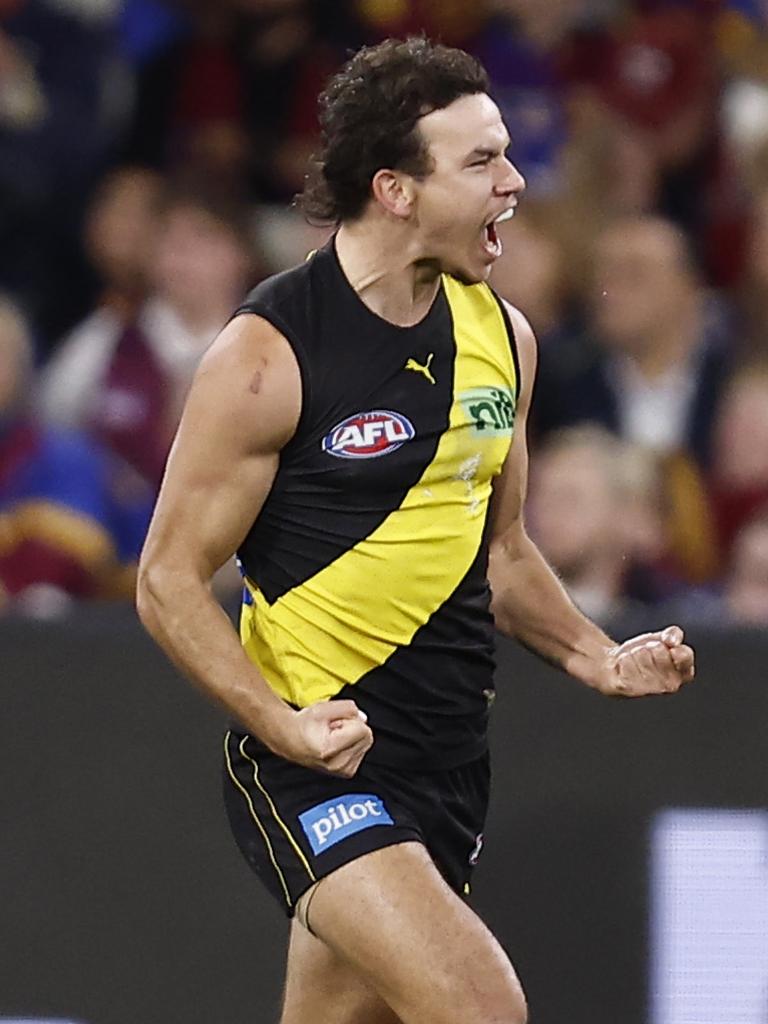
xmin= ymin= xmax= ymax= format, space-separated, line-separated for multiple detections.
xmin=483 ymin=207 xmax=516 ymax=258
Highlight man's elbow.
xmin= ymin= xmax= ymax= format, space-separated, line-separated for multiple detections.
xmin=135 ymin=557 xmax=172 ymax=637
xmin=136 ymin=549 xmax=212 ymax=636
xmin=135 ymin=563 xmax=156 ymax=632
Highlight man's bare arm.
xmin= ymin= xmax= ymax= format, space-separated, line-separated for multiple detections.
xmin=136 ymin=315 xmax=372 ymax=775
xmin=487 ymin=305 xmax=694 ymax=696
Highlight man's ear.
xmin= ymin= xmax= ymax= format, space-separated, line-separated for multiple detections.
xmin=371 ymin=169 xmax=416 ymax=219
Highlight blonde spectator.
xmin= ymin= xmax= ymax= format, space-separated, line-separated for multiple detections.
xmin=526 ymin=425 xmax=666 ymax=624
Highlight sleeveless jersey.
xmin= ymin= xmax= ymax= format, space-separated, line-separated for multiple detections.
xmin=234 ymin=240 xmax=520 ymax=769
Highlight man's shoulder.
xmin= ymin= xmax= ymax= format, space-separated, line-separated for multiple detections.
xmin=236 ymin=251 xmax=320 ymax=319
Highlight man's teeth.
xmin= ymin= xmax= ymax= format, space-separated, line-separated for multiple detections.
xmin=494 ymin=208 xmax=516 ymax=224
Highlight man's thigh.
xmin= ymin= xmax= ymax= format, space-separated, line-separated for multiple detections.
xmin=281 ymin=919 xmax=402 ymax=1024
xmin=305 ymin=841 xmax=527 ymax=1024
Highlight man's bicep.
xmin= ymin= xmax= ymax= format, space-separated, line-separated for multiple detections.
xmin=151 ymin=441 xmax=280 ymax=582
xmin=140 ymin=316 xmax=301 ymax=581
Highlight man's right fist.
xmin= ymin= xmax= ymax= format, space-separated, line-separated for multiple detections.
xmin=270 ymin=699 xmax=373 ymax=777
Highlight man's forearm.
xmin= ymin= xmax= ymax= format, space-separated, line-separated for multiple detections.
xmin=488 ymin=534 xmax=616 ymax=691
xmin=136 ymin=566 xmax=294 ymax=744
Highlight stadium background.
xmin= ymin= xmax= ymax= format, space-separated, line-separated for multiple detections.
xmin=1 ymin=1 xmax=767 ymax=1022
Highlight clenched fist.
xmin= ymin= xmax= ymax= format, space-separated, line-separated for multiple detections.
xmin=268 ymin=699 xmax=374 ymax=777
xmin=598 ymin=625 xmax=695 ymax=697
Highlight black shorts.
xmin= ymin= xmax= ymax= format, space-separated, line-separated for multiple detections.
xmin=223 ymin=729 xmax=490 ymax=917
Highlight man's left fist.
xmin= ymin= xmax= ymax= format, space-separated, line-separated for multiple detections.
xmin=600 ymin=625 xmax=695 ymax=697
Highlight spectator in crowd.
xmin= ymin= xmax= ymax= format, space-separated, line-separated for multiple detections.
xmin=714 ymin=3 xmax=768 ymax=285
xmin=657 ymin=508 xmax=768 ymax=629
xmin=237 ymin=0 xmax=360 ymax=201
xmin=738 ymin=185 xmax=768 ymax=358
xmin=119 ymin=0 xmax=188 ymax=65
xmin=0 ymin=295 xmax=152 ymax=615
xmin=525 ymin=425 xmax=667 ymax=624
xmin=354 ymin=0 xmax=485 ymax=49
xmin=123 ymin=1 xmax=252 ymax=198
xmin=471 ymin=3 xmax=725 ymax=288
xmin=709 ymin=360 xmax=768 ymax=560
xmin=724 ymin=511 xmax=768 ymax=626
xmin=490 ymin=206 xmax=575 ymax=345
xmin=717 ymin=0 xmax=768 ymax=187
xmin=472 ymin=0 xmax=589 ymax=200
xmin=534 ymin=215 xmax=731 ymax=466
xmin=39 ymin=188 xmax=255 ymax=491
xmin=0 ymin=0 xmax=127 ymax=343
xmin=538 ymin=1 xmax=754 ymax=289
xmin=716 ymin=0 xmax=768 ymax=84
xmin=254 ymin=203 xmax=332 ymax=277
xmin=80 ymin=165 xmax=164 ymax=326
xmin=123 ymin=0 xmax=358 ymax=203
xmin=36 ymin=165 xmax=163 ymax=426
xmin=565 ymin=3 xmax=720 ymax=241
xmin=533 ymin=214 xmax=732 ymax=582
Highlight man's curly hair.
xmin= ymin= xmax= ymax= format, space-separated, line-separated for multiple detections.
xmin=299 ymin=37 xmax=489 ymax=224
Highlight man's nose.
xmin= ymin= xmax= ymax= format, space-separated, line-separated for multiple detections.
xmin=495 ymin=158 xmax=526 ymax=197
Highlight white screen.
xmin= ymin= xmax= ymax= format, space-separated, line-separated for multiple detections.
xmin=651 ymin=809 xmax=768 ymax=1024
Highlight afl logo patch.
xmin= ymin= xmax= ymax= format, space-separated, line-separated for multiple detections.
xmin=322 ymin=410 xmax=415 ymax=459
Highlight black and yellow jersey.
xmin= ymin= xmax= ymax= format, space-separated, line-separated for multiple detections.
xmin=233 ymin=239 xmax=520 ymax=769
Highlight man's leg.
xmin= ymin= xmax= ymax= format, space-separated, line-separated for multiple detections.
xmin=300 ymin=841 xmax=527 ymax=1024
xmin=281 ymin=918 xmax=402 ymax=1024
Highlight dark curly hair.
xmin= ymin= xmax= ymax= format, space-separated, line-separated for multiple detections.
xmin=298 ymin=37 xmax=489 ymax=224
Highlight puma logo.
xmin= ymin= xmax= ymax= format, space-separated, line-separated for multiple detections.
xmin=404 ymin=353 xmax=436 ymax=384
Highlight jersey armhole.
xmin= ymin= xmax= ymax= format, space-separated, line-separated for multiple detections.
xmin=230 ymin=303 xmax=314 ymax=444
xmin=490 ymin=292 xmax=522 ymax=402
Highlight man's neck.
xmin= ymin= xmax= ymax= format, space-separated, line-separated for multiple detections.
xmin=335 ymin=219 xmax=441 ymax=328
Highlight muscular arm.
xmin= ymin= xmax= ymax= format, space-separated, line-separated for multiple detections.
xmin=136 ymin=315 xmax=372 ymax=774
xmin=487 ymin=306 xmax=694 ymax=696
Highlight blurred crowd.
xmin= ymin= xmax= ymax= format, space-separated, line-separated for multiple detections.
xmin=1 ymin=0 xmax=767 ymax=627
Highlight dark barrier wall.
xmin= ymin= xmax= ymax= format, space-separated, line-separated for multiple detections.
xmin=1 ymin=613 xmax=766 ymax=1024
